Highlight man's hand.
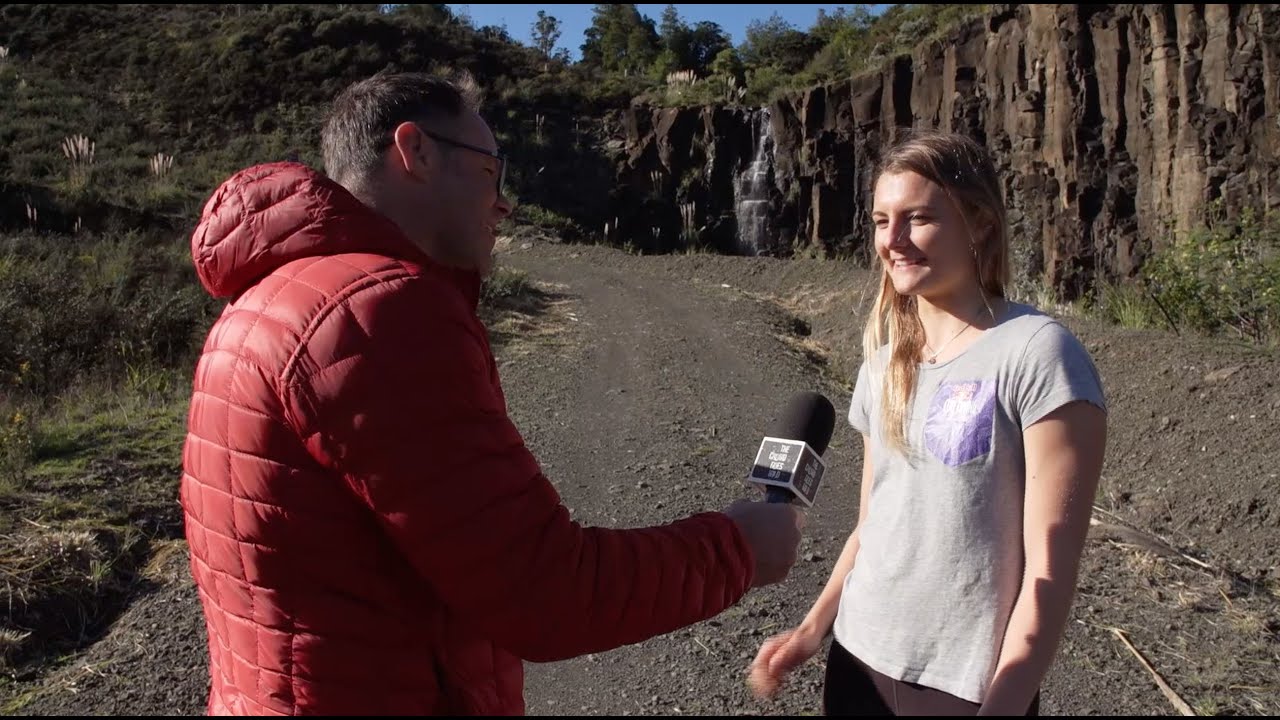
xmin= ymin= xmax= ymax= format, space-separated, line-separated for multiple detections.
xmin=722 ymin=500 xmax=805 ymax=588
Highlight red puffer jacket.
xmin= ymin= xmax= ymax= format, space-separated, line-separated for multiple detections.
xmin=179 ymin=162 xmax=755 ymax=715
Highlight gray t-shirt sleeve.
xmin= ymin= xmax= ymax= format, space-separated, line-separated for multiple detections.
xmin=1012 ymin=321 xmax=1107 ymax=429
xmin=848 ymin=360 xmax=872 ymax=434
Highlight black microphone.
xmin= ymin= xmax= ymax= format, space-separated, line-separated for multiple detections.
xmin=746 ymin=391 xmax=836 ymax=505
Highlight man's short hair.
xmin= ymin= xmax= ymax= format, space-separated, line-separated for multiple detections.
xmin=321 ymin=70 xmax=482 ymax=188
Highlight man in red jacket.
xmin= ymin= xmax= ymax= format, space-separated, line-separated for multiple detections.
xmin=180 ymin=70 xmax=804 ymax=716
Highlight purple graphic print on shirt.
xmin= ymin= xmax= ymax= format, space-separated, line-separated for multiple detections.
xmin=924 ymin=380 xmax=997 ymax=466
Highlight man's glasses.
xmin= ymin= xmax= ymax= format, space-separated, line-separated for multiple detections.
xmin=386 ymin=124 xmax=506 ymax=196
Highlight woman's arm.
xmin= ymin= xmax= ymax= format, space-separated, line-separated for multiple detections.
xmin=979 ymin=400 xmax=1107 ymax=715
xmin=748 ymin=434 xmax=876 ymax=699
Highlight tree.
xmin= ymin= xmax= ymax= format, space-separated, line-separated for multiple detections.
xmin=739 ymin=12 xmax=822 ymax=74
xmin=385 ymin=4 xmax=456 ymax=26
xmin=685 ymin=21 xmax=731 ymax=75
xmin=810 ymin=5 xmax=874 ymax=45
xmin=480 ymin=24 xmax=512 ymax=44
xmin=653 ymin=5 xmax=687 ymax=79
xmin=581 ymin=4 xmax=658 ymax=76
xmin=710 ymin=47 xmax=744 ymax=84
xmin=531 ymin=10 xmax=562 ymax=60
xmin=711 ymin=46 xmax=746 ymax=101
xmin=652 ymin=48 xmax=681 ymax=81
xmin=653 ymin=6 xmax=730 ymax=77
xmin=452 ymin=4 xmax=474 ymax=28
xmin=659 ymin=4 xmax=686 ymax=54
xmin=805 ymin=5 xmax=877 ymax=80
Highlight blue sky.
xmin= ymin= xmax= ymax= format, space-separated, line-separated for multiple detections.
xmin=448 ymin=5 xmax=889 ymax=60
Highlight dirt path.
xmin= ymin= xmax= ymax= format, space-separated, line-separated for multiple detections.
xmin=7 ymin=240 xmax=1277 ymax=716
xmin=496 ymin=245 xmax=861 ymax=717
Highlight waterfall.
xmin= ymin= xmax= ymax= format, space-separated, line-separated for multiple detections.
xmin=733 ymin=108 xmax=775 ymax=256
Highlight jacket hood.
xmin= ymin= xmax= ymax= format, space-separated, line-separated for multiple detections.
xmin=190 ymin=162 xmax=434 ymax=298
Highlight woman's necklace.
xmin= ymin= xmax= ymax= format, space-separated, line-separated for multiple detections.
xmin=923 ymin=319 xmax=974 ymax=364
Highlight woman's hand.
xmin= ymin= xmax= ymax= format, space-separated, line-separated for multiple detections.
xmin=747 ymin=624 xmax=826 ymax=699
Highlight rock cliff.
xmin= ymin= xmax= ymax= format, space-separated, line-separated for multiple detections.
xmin=607 ymin=4 xmax=1280 ymax=297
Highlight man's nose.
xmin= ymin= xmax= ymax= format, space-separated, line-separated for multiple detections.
xmin=495 ymin=193 xmax=514 ymax=219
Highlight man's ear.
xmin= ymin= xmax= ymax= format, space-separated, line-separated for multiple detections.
xmin=390 ymin=122 xmax=428 ymax=179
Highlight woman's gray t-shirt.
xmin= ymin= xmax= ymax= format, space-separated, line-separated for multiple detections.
xmin=832 ymin=302 xmax=1106 ymax=704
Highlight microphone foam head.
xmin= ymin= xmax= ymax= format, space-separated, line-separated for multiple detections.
xmin=766 ymin=391 xmax=836 ymax=455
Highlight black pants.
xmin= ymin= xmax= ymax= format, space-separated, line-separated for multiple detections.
xmin=823 ymin=640 xmax=1040 ymax=716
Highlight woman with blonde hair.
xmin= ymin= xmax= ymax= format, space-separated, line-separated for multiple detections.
xmin=748 ymin=130 xmax=1108 ymax=716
